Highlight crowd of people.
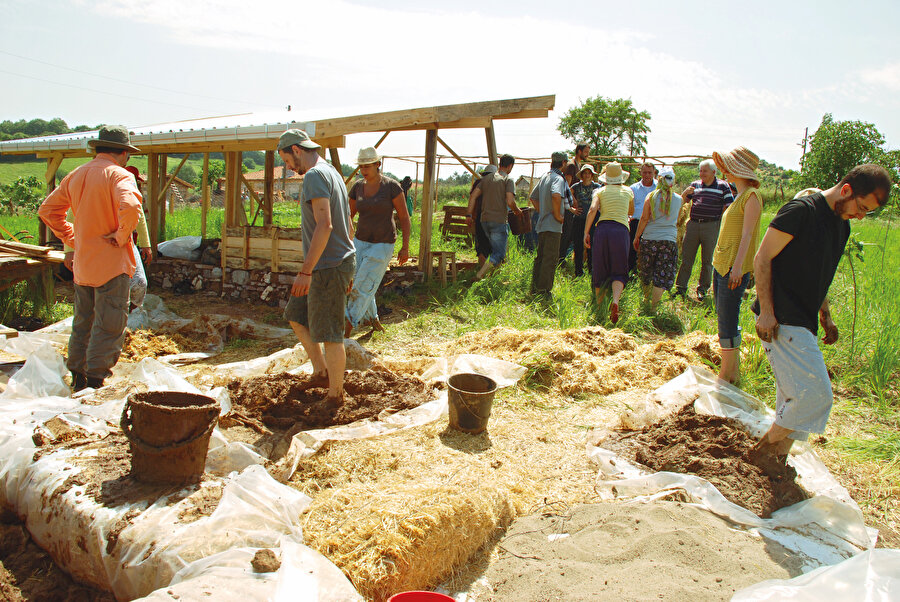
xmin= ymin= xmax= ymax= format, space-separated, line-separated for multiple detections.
xmin=38 ymin=125 xmax=893 ymax=474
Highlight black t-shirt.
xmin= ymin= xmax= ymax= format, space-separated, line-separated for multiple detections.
xmin=751 ymin=193 xmax=850 ymax=334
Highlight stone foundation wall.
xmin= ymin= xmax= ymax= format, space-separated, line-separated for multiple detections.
xmin=147 ymin=259 xmax=425 ymax=308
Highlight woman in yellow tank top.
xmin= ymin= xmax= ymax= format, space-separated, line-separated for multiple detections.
xmin=711 ymin=146 xmax=762 ymax=384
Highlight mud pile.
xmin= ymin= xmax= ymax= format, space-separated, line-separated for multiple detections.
xmin=120 ymin=329 xmax=208 ymax=361
xmin=225 ymin=366 xmax=434 ymax=432
xmin=605 ymin=405 xmax=808 ymax=517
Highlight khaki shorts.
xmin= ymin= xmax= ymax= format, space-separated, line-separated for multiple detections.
xmin=283 ymin=254 xmax=355 ymax=343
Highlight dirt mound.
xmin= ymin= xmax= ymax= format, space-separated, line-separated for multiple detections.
xmin=0 ymin=515 xmax=115 ymax=601
xmin=225 ymin=366 xmax=434 ymax=432
xmin=452 ymin=327 xmax=718 ymax=396
xmin=605 ymin=405 xmax=808 ymax=518
xmin=120 ymin=329 xmax=209 ymax=362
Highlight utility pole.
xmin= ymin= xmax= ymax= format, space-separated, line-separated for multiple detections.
xmin=798 ymin=127 xmax=809 ymax=166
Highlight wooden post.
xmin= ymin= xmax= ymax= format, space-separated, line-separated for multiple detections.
xmin=148 ymin=153 xmax=159 ymax=252
xmin=157 ymin=155 xmax=168 ymax=242
xmin=235 ymin=152 xmax=246 ymax=225
xmin=485 ymin=120 xmax=498 ymax=166
xmin=224 ymin=152 xmax=234 ymax=228
xmin=42 ymin=154 xmax=63 ymax=245
xmin=201 ymin=153 xmax=210 ymax=238
xmin=264 ymin=150 xmax=274 ymax=227
xmin=419 ymin=129 xmax=438 ymax=276
xmin=329 ymin=147 xmax=341 ymax=173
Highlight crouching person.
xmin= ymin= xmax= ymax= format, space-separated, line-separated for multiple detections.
xmin=277 ymin=129 xmax=356 ymax=402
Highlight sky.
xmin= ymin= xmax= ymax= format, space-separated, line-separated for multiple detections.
xmin=2 ymin=0 xmax=899 ymax=178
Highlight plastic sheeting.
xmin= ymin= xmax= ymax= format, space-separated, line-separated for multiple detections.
xmin=732 ymin=549 xmax=900 ymax=601
xmin=588 ymin=366 xmax=878 ymax=574
xmin=0 ymin=335 xmax=524 ymax=600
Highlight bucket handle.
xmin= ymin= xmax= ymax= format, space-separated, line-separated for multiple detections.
xmin=121 ymin=401 xmax=219 ymax=454
xmin=456 ymin=394 xmax=493 ymax=420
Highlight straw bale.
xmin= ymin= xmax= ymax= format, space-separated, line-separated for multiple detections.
xmin=120 ymin=329 xmax=203 ymax=362
xmin=303 ymin=483 xmax=514 ymax=601
xmin=451 ymin=326 xmax=719 ymax=396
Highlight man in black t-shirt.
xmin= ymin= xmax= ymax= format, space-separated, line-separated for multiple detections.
xmin=750 ymin=164 xmax=892 ymax=471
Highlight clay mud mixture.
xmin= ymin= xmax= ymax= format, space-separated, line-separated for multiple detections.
xmin=603 ymin=405 xmax=808 ymax=518
xmin=120 ymin=329 xmax=210 ymax=362
xmin=225 ymin=366 xmax=434 ymax=432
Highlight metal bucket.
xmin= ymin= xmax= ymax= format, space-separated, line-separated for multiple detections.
xmin=121 ymin=391 xmax=219 ymax=485
xmin=447 ymin=373 xmax=497 ymax=434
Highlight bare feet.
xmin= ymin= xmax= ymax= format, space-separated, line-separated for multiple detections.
xmin=344 ymin=318 xmax=352 ymax=339
xmin=308 ymin=371 xmax=329 ymax=388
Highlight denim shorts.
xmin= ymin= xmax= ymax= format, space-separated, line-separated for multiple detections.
xmin=283 ymin=254 xmax=355 ymax=343
xmin=713 ymin=269 xmax=750 ymax=349
xmin=762 ymin=324 xmax=834 ymax=441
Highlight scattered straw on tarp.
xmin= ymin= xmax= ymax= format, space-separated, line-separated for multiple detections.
xmin=450 ymin=327 xmax=719 ymax=396
xmin=120 ymin=329 xmax=204 ymax=362
xmin=304 ymin=483 xmax=514 ymax=601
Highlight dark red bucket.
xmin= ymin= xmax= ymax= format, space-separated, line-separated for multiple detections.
xmin=387 ymin=592 xmax=454 ymax=602
xmin=508 ymin=207 xmax=533 ymax=235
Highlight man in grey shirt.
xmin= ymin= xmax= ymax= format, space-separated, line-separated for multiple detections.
xmin=529 ymin=151 xmax=567 ymax=297
xmin=278 ymin=129 xmax=356 ymax=402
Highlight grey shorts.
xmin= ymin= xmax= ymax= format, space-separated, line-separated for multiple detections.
xmin=283 ymin=254 xmax=355 ymax=343
xmin=762 ymin=324 xmax=833 ymax=441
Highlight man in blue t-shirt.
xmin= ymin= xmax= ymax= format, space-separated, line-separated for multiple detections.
xmin=278 ymin=129 xmax=356 ymax=402
xmin=674 ymin=159 xmax=734 ymax=300
xmin=629 ymin=162 xmax=658 ymax=275
xmin=529 ymin=151 xmax=568 ymax=297
xmin=750 ymin=164 xmax=891 ymax=473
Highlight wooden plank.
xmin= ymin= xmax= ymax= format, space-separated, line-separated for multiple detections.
xmin=240 ymin=172 xmax=265 ymax=226
xmin=243 ymin=226 xmax=250 ymax=269
xmin=224 ymin=226 xmax=303 ymax=240
xmin=263 ymin=150 xmax=274 ymax=227
xmin=201 ymin=153 xmax=210 ymax=238
xmin=418 ymin=129 xmax=438 ymax=275
xmin=485 ymin=121 xmax=498 ymax=166
xmin=493 ymin=109 xmax=549 ymax=120
xmin=147 ymin=153 xmax=159 ymax=252
xmin=44 ymin=154 xmax=63 ymax=184
xmin=224 ymin=237 xmax=302 ymax=252
xmin=0 ymin=240 xmax=53 ymax=255
xmin=157 ymin=155 xmax=168 ymax=242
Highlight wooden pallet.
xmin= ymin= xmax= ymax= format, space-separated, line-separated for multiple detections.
xmin=439 ymin=205 xmax=472 ymax=245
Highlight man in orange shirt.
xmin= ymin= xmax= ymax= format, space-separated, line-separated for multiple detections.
xmin=38 ymin=126 xmax=142 ymax=391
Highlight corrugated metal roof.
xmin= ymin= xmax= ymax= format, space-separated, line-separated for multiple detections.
xmin=0 ymin=111 xmax=318 ymax=154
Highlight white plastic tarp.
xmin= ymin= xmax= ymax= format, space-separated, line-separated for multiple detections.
xmin=732 ymin=549 xmax=900 ymax=601
xmin=588 ymin=366 xmax=877 ymax=573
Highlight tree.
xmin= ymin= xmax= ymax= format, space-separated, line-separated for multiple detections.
xmin=800 ymin=114 xmax=894 ymax=189
xmin=0 ymin=176 xmax=44 ymax=215
xmin=558 ymin=96 xmax=651 ymax=158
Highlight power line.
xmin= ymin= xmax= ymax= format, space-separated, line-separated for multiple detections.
xmin=0 ymin=49 xmax=279 ymax=110
xmin=0 ymin=68 xmax=208 ymax=112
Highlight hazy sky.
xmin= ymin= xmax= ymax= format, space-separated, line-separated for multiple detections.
xmin=3 ymin=0 xmax=899 ymax=177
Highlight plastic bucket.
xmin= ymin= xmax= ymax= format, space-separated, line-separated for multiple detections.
xmin=447 ymin=373 xmax=497 ymax=434
xmin=387 ymin=592 xmax=455 ymax=602
xmin=508 ymin=207 xmax=533 ymax=235
xmin=121 ymin=391 xmax=220 ymax=484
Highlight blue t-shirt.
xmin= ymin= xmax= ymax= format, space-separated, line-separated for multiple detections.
xmin=572 ymin=181 xmax=600 ymax=213
xmin=301 ymin=160 xmax=355 ymax=270
xmin=630 ymin=180 xmax=657 ymax=220
xmin=641 ymin=191 xmax=683 ymax=243
xmin=530 ymin=169 xmax=568 ymax=234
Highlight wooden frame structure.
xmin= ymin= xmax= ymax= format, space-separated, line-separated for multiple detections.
xmin=0 ymin=95 xmax=555 ymax=280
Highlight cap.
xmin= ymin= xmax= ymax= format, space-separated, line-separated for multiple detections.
xmin=277 ymin=129 xmax=320 ymax=152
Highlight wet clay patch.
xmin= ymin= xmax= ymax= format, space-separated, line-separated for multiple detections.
xmin=225 ymin=366 xmax=434 ymax=432
xmin=604 ymin=405 xmax=808 ymax=518
xmin=120 ymin=329 xmax=211 ymax=362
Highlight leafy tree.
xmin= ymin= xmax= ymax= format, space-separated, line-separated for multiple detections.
xmin=172 ymin=164 xmax=197 ymax=184
xmin=0 ymin=176 xmax=45 ymax=215
xmin=205 ymin=159 xmax=226 ymax=191
xmin=800 ymin=114 xmax=894 ymax=189
xmin=243 ymin=157 xmax=256 ymax=171
xmin=558 ymin=96 xmax=651 ymax=158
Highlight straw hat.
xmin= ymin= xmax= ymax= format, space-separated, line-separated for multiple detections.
xmin=579 ymin=163 xmax=596 ymax=176
xmin=712 ymin=146 xmax=760 ymax=185
xmin=598 ymin=161 xmax=629 ymax=185
xmin=356 ymin=147 xmax=381 ymax=165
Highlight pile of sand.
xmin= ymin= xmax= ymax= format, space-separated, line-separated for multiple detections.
xmin=476 ymin=501 xmax=799 ymax=601
xmin=451 ymin=326 xmax=719 ymax=396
